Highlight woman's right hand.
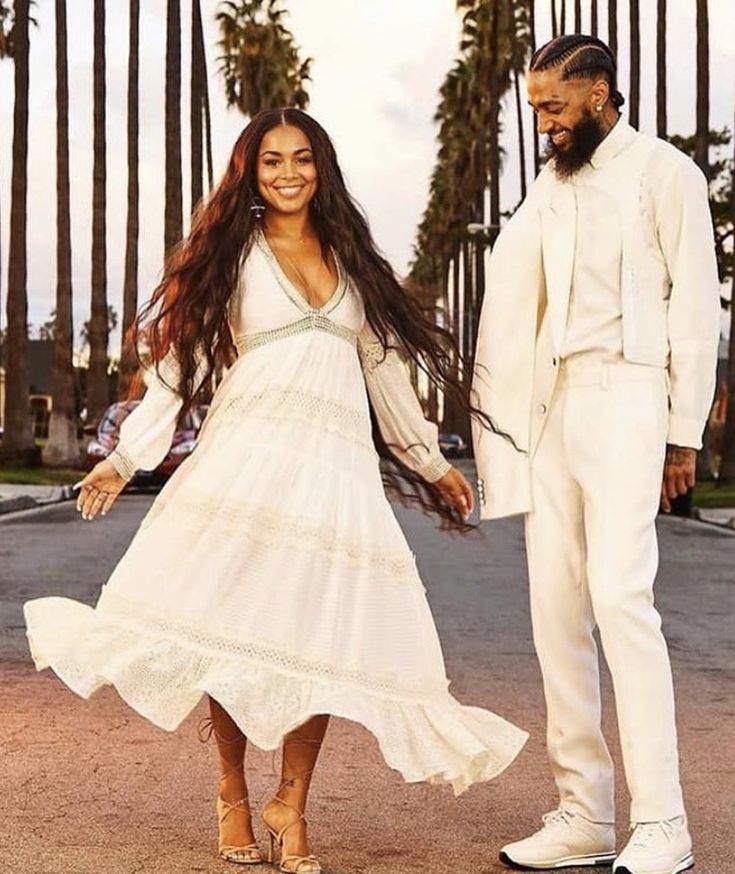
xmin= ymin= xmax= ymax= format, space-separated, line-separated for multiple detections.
xmin=74 ymin=458 xmax=129 ymax=521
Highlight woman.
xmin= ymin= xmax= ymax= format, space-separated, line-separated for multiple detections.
xmin=24 ymin=109 xmax=527 ymax=873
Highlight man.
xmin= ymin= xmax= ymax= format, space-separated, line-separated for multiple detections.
xmin=471 ymin=34 xmax=720 ymax=874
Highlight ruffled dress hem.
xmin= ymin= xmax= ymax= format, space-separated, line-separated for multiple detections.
xmin=24 ymin=596 xmax=528 ymax=797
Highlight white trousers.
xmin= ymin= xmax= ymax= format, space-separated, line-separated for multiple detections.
xmin=524 ymin=357 xmax=686 ymax=824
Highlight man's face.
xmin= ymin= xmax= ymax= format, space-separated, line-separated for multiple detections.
xmin=527 ymin=68 xmax=608 ymax=178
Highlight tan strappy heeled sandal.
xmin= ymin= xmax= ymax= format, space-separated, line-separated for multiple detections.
xmin=261 ymin=735 xmax=323 ymax=874
xmin=198 ymin=716 xmax=263 ymax=865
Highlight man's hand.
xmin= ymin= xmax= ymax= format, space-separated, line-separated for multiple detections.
xmin=660 ymin=445 xmax=696 ymax=513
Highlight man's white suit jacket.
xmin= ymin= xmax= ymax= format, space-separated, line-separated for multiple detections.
xmin=471 ymin=123 xmax=722 ymax=521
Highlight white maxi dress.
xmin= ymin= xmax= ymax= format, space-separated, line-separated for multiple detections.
xmin=24 ymin=234 xmax=527 ymax=795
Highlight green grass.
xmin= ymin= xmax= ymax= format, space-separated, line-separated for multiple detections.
xmin=0 ymin=467 xmax=87 ymax=486
xmin=693 ymin=481 xmax=735 ymax=509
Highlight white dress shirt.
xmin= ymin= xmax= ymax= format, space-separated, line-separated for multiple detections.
xmin=560 ymin=118 xmax=630 ymax=362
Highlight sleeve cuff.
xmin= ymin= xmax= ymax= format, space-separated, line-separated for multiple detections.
xmin=667 ymin=414 xmax=705 ymax=450
xmin=418 ymin=455 xmax=452 ymax=483
xmin=107 ymin=446 xmax=137 ymax=481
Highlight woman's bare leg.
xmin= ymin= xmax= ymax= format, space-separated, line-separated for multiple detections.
xmin=262 ymin=714 xmax=330 ymax=864
xmin=206 ymin=697 xmax=258 ymax=851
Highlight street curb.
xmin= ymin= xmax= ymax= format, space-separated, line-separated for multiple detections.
xmin=0 ymin=485 xmax=76 ymax=517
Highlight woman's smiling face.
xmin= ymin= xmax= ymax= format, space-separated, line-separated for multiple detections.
xmin=256 ymin=124 xmax=318 ymax=216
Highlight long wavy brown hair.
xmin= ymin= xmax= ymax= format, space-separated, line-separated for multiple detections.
xmin=126 ymin=108 xmax=506 ymax=531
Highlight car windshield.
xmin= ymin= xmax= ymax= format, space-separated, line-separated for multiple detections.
xmin=99 ymin=404 xmax=139 ymax=434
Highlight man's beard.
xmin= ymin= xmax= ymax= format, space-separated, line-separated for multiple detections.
xmin=544 ymin=111 xmax=606 ymax=179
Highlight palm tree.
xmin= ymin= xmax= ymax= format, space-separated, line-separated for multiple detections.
xmin=119 ymin=0 xmax=139 ymax=398
xmin=574 ymin=0 xmax=581 ymax=32
xmin=529 ymin=0 xmax=540 ymax=176
xmin=656 ymin=0 xmax=667 ymax=139
xmin=591 ymin=0 xmax=598 ymax=36
xmin=559 ymin=0 xmax=566 ymax=34
xmin=2 ymin=0 xmax=34 ymax=462
xmin=43 ymin=0 xmax=78 ymax=466
xmin=629 ymin=0 xmax=640 ymax=129
xmin=191 ymin=0 xmax=205 ymax=212
xmin=217 ymin=0 xmax=311 ymax=115
xmin=86 ymin=0 xmax=109 ymax=425
xmin=695 ymin=0 xmax=709 ymax=176
xmin=721 ymin=113 xmax=735 ymax=481
xmin=0 ymin=0 xmax=14 ymax=426
xmin=165 ymin=0 xmax=183 ymax=254
xmin=551 ymin=0 xmax=558 ymax=38
xmin=608 ymin=0 xmax=618 ymax=59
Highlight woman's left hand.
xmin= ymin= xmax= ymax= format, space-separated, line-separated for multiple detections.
xmin=433 ymin=467 xmax=474 ymax=521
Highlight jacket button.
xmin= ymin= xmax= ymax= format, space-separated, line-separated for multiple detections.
xmin=552 ymin=357 xmax=558 ymax=367
xmin=538 ymin=403 xmax=547 ymax=414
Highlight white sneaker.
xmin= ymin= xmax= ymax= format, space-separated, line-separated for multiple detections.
xmin=499 ymin=808 xmax=616 ymax=869
xmin=613 ymin=816 xmax=694 ymax=874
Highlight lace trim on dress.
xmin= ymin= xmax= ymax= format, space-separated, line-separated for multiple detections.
xmin=357 ymin=339 xmax=394 ymax=374
xmin=97 ymin=589 xmax=448 ymax=699
xmin=234 ymin=314 xmax=357 ymax=356
xmin=419 ymin=456 xmax=453 ymax=483
xmin=107 ymin=446 xmax=137 ymax=480
xmin=255 ymin=232 xmax=349 ymax=316
xmin=212 ymin=385 xmax=374 ymax=449
xmin=141 ymin=492 xmax=421 ymax=583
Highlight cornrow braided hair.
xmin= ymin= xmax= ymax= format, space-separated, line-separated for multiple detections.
xmin=530 ymin=34 xmax=626 ymax=109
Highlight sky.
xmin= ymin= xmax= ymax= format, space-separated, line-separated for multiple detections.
xmin=0 ymin=0 xmax=733 ymax=354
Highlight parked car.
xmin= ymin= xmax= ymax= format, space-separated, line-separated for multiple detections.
xmin=85 ymin=401 xmax=202 ymax=485
xmin=439 ymin=432 xmax=467 ymax=458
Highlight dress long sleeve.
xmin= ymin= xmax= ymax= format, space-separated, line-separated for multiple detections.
xmin=357 ymin=322 xmax=451 ymax=483
xmin=107 ymin=350 xmax=204 ymax=481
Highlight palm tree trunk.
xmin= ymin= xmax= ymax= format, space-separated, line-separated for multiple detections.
xmin=529 ymin=0 xmax=540 ymax=176
xmin=718 ymin=114 xmax=735 ymax=481
xmin=190 ymin=0 xmax=204 ymax=213
xmin=460 ymin=238 xmax=473 ymax=443
xmin=608 ymin=0 xmax=618 ymax=59
xmin=656 ymin=0 xmax=667 ymax=139
xmin=574 ymin=0 xmax=581 ymax=31
xmin=87 ymin=0 xmax=109 ymax=425
xmin=694 ymin=0 xmax=709 ymax=176
xmin=591 ymin=0 xmax=599 ymax=36
xmin=551 ymin=0 xmax=558 ymax=38
xmin=487 ymin=2 xmax=500 ymax=250
xmin=629 ymin=0 xmax=640 ymax=129
xmin=559 ymin=0 xmax=566 ymax=34
xmin=44 ymin=0 xmax=78 ymax=466
xmin=165 ymin=0 xmax=183 ymax=254
xmin=443 ymin=250 xmax=462 ymax=433
xmin=3 ymin=0 xmax=34 ymax=461
xmin=514 ymin=67 xmax=527 ymax=201
xmin=201 ymin=24 xmax=214 ymax=192
xmin=119 ymin=0 xmax=139 ymax=398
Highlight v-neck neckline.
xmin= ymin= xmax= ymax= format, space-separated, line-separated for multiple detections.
xmin=256 ymin=231 xmax=347 ymax=316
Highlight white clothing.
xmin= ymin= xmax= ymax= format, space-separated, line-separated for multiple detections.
xmin=472 ymin=122 xmax=721 ymax=520
xmin=526 ymin=357 xmax=684 ymax=823
xmin=471 ymin=124 xmax=712 ymax=824
xmin=24 ymin=234 xmax=527 ymax=795
xmin=560 ymin=119 xmax=625 ymax=361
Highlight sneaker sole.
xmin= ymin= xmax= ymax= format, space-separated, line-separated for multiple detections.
xmin=499 ymin=850 xmax=617 ymax=870
xmin=614 ymin=852 xmax=694 ymax=874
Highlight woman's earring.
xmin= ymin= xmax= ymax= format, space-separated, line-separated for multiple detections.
xmin=250 ymin=194 xmax=266 ymax=220
xmin=596 ymin=105 xmax=603 ymax=113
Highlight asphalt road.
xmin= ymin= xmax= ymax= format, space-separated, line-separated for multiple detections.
xmin=1 ymin=482 xmax=733 ymax=874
